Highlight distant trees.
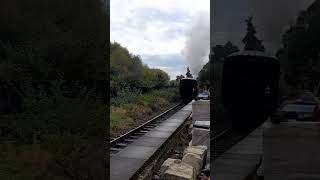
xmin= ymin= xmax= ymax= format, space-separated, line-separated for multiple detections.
xmin=176 ymin=75 xmax=185 ymax=81
xmin=175 ymin=74 xmax=185 ymax=87
xmin=212 ymin=41 xmax=240 ymax=60
xmin=276 ymin=0 xmax=320 ymax=96
xmin=139 ymin=68 xmax=170 ymax=90
xmin=110 ymin=42 xmax=170 ymax=97
xmin=208 ymin=41 xmax=240 ymax=118
xmin=197 ymin=63 xmax=210 ymax=89
xmin=242 ymin=16 xmax=265 ymax=52
xmin=198 ymin=41 xmax=240 ymax=89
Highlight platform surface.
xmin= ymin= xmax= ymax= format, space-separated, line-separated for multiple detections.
xmin=110 ymin=102 xmax=192 ymax=180
xmin=212 ymin=126 xmax=262 ymax=180
xmin=190 ymin=101 xmax=211 ymax=168
xmin=263 ymin=121 xmax=320 ymax=180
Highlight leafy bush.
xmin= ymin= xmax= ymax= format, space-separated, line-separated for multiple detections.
xmin=0 ymin=80 xmax=106 ymax=180
xmin=0 ymin=0 xmax=108 ymax=80
xmin=110 ymin=88 xmax=179 ymax=135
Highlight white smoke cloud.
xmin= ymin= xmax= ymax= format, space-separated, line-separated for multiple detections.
xmin=182 ymin=11 xmax=210 ymax=77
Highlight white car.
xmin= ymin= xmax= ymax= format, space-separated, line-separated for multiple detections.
xmin=197 ymin=91 xmax=210 ymax=100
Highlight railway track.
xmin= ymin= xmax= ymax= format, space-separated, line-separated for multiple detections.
xmin=212 ymin=128 xmax=251 ymax=160
xmin=110 ymin=102 xmax=185 ymax=154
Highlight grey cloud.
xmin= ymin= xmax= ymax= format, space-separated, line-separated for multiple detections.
xmin=141 ymin=53 xmax=186 ymax=79
xmin=125 ymin=7 xmax=191 ymax=31
xmin=141 ymin=54 xmax=184 ymax=67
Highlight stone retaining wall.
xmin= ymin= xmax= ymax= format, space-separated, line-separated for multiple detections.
xmin=159 ymin=145 xmax=208 ymax=180
xmin=136 ymin=117 xmax=192 ymax=180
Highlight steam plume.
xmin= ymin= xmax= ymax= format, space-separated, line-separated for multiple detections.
xmin=182 ymin=11 xmax=210 ymax=77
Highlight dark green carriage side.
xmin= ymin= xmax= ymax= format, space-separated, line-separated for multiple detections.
xmin=221 ymin=51 xmax=280 ymax=130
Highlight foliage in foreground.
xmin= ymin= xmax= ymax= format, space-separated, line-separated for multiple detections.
xmin=0 ymin=0 xmax=108 ymax=80
xmin=0 ymin=81 xmax=106 ymax=180
xmin=110 ymin=88 xmax=179 ymax=135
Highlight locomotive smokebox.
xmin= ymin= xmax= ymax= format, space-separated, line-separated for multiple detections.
xmin=179 ymin=78 xmax=198 ymax=104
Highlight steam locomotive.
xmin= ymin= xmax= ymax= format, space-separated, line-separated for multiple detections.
xmin=221 ymin=51 xmax=280 ymax=130
xmin=179 ymin=78 xmax=198 ymax=104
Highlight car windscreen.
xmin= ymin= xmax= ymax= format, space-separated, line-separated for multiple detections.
xmin=282 ymin=104 xmax=316 ymax=113
xmin=203 ymin=91 xmax=210 ymax=95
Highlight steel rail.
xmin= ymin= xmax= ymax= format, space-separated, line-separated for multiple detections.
xmin=110 ymin=102 xmax=184 ymax=148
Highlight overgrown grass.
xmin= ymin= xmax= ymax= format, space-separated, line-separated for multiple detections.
xmin=0 ymin=137 xmax=105 ymax=180
xmin=110 ymin=88 xmax=180 ymax=135
xmin=0 ymin=81 xmax=106 ymax=180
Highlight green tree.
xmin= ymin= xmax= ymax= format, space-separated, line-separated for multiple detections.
xmin=176 ymin=75 xmax=185 ymax=81
xmin=242 ymin=16 xmax=265 ymax=52
xmin=276 ymin=0 xmax=320 ymax=95
xmin=200 ymin=41 xmax=239 ymax=89
xmin=197 ymin=63 xmax=210 ymax=89
xmin=152 ymin=69 xmax=170 ymax=88
xmin=110 ymin=42 xmax=170 ymax=95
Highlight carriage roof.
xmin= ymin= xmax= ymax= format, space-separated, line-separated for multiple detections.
xmin=226 ymin=50 xmax=278 ymax=60
xmin=181 ymin=78 xmax=197 ymax=80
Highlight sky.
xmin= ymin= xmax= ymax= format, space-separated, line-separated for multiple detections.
xmin=111 ymin=0 xmax=210 ymax=80
xmin=211 ymin=0 xmax=315 ymax=54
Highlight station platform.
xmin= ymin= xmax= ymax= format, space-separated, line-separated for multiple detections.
xmin=110 ymin=102 xmax=193 ymax=180
xmin=213 ymin=120 xmax=320 ymax=180
xmin=263 ymin=121 xmax=320 ymax=179
xmin=191 ymin=100 xmax=210 ymax=168
xmin=212 ymin=126 xmax=262 ymax=180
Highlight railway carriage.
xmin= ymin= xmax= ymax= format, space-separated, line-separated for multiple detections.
xmin=179 ymin=78 xmax=198 ymax=104
xmin=221 ymin=51 xmax=280 ymax=130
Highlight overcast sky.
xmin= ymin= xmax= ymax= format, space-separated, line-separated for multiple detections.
xmin=212 ymin=0 xmax=314 ymax=54
xmin=111 ymin=0 xmax=210 ymax=79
